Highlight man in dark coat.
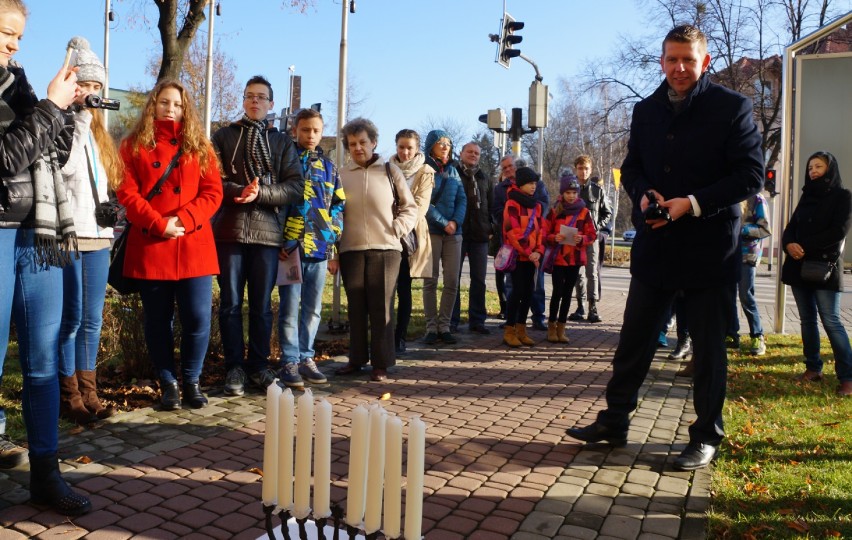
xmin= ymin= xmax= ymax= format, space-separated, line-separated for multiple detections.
xmin=567 ymin=24 xmax=764 ymax=471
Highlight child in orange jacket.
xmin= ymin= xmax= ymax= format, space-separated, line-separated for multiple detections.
xmin=542 ymin=175 xmax=597 ymax=343
xmin=502 ymin=167 xmax=545 ymax=347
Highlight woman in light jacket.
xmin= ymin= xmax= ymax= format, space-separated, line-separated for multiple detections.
xmin=118 ymin=80 xmax=223 ymax=409
xmin=390 ymin=129 xmax=434 ymax=354
xmin=335 ymin=118 xmax=417 ymax=381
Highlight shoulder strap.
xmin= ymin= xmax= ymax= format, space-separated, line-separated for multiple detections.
xmin=145 ymin=149 xmax=183 ymax=201
xmin=85 ymin=149 xmax=101 ymax=206
xmin=385 ymin=162 xmax=399 ymax=204
xmin=520 ymin=205 xmax=538 ymax=239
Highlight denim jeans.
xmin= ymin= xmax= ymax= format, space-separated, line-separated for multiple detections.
xmin=791 ymin=286 xmax=852 ymax=382
xmin=59 ymin=248 xmax=110 ymax=376
xmin=0 ymin=228 xmax=63 ymax=458
xmin=139 ymin=276 xmax=213 ymax=384
xmin=278 ymin=258 xmax=328 ymax=365
xmin=216 ymin=242 xmax=280 ymax=374
xmin=423 ymin=234 xmax=462 ymax=333
xmin=574 ymin=240 xmax=601 ymax=304
xmin=736 ymin=264 xmax=763 ymax=338
xmin=451 ymin=240 xmax=489 ymax=329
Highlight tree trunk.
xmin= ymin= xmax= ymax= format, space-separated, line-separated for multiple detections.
xmin=155 ymin=0 xmax=210 ymax=83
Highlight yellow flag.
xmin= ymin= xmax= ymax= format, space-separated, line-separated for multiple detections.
xmin=612 ymin=168 xmax=621 ymax=190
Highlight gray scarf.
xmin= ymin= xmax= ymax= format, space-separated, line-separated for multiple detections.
xmin=241 ymin=115 xmax=274 ymax=185
xmin=0 ymin=61 xmax=76 ymax=266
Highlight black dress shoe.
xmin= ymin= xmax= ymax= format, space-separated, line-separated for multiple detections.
xmin=566 ymin=422 xmax=628 ymax=446
xmin=159 ymin=380 xmax=181 ymax=411
xmin=673 ymin=442 xmax=717 ymax=471
xmin=370 ymin=368 xmax=388 ymax=382
xmin=335 ymin=363 xmax=363 ymax=376
xmin=182 ymin=383 xmax=208 ymax=409
xmin=469 ymin=325 xmax=491 ymax=335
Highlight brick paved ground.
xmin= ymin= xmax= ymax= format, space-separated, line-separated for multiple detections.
xmin=0 ymin=267 xmax=848 ymax=540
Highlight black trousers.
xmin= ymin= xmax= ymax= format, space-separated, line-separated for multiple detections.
xmin=597 ymin=278 xmax=733 ymax=445
xmin=506 ymin=261 xmax=536 ymax=326
xmin=340 ymin=250 xmax=401 ymax=369
xmin=549 ymin=265 xmax=581 ymax=323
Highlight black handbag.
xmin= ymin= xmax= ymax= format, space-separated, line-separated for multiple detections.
xmin=800 ymin=259 xmax=835 ymax=284
xmin=108 ymin=149 xmax=182 ymax=295
xmin=86 ymin=151 xmax=125 ymax=228
xmin=385 ymin=163 xmax=418 ymax=257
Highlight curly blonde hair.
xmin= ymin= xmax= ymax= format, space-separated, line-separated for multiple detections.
xmin=124 ymin=79 xmax=214 ymax=171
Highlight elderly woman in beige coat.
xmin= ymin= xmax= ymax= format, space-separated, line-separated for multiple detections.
xmin=334 ymin=118 xmax=418 ymax=382
xmin=390 ymin=129 xmax=434 ymax=354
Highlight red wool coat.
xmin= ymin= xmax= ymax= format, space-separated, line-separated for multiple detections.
xmin=118 ymin=121 xmax=223 ymax=281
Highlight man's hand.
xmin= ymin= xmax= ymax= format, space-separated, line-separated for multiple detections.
xmin=661 ymin=197 xmax=692 ymax=222
xmin=163 ymin=216 xmax=186 ymax=238
xmin=444 ymin=220 xmax=457 ymax=235
xmin=328 ymin=260 xmax=339 ymax=275
xmin=235 ymin=178 xmax=260 ymax=204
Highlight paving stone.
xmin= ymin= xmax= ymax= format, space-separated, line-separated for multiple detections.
xmin=600 ymin=514 xmax=643 ymax=539
xmin=642 ymin=511 xmax=682 ymax=537
xmin=572 ymin=494 xmax=613 ymax=517
xmin=518 ymin=510 xmax=565 ymax=537
xmin=557 ymin=524 xmax=599 ymax=540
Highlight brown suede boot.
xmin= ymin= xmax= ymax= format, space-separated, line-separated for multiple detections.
xmin=59 ymin=376 xmax=96 ymax=425
xmin=556 ymin=322 xmax=570 ymax=343
xmin=547 ymin=322 xmax=559 ymax=343
xmin=515 ymin=324 xmax=535 ymax=346
xmin=503 ymin=325 xmax=522 ymax=347
xmin=77 ymin=371 xmax=116 ymax=419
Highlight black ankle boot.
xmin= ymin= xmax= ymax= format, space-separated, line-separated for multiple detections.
xmin=160 ymin=380 xmax=181 ymax=410
xmin=181 ymin=383 xmax=208 ymax=409
xmin=29 ymin=454 xmax=92 ymax=516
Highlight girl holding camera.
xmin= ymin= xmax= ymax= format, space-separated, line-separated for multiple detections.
xmin=58 ymin=37 xmax=122 ymax=425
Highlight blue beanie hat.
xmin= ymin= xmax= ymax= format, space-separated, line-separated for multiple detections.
xmin=560 ymin=173 xmax=580 ymax=193
xmin=424 ymin=129 xmax=453 ymax=155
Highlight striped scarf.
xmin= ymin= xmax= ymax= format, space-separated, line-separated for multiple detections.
xmin=0 ymin=61 xmax=76 ymax=266
xmin=241 ymin=115 xmax=274 ymax=185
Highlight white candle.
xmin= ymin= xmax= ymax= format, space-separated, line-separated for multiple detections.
xmin=277 ymin=388 xmax=295 ymax=511
xmin=293 ymin=388 xmax=314 ymax=519
xmin=383 ymin=415 xmax=403 ymax=539
xmin=261 ymin=382 xmax=282 ymax=506
xmin=404 ymin=416 xmax=426 ymax=540
xmin=313 ymin=398 xmax=332 ymax=518
xmin=364 ymin=405 xmax=387 ymax=534
xmin=346 ymin=404 xmax=370 ymax=528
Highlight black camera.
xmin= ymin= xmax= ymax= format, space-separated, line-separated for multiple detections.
xmin=84 ymin=94 xmax=121 ymax=111
xmin=643 ymin=190 xmax=672 ymax=222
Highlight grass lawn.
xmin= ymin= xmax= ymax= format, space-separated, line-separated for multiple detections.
xmin=711 ymin=334 xmax=852 ymax=539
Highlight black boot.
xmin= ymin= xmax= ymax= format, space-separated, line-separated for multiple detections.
xmin=181 ymin=383 xmax=208 ymax=409
xmin=160 ymin=380 xmax=181 ymax=410
xmin=587 ymin=301 xmax=602 ymax=323
xmin=669 ymin=336 xmax=692 ymax=359
xmin=29 ymin=453 xmax=92 ymax=516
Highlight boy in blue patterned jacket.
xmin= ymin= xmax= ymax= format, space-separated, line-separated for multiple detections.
xmin=277 ymin=109 xmax=345 ymax=387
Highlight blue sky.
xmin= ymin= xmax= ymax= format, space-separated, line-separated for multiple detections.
xmin=20 ymin=0 xmax=645 ymax=156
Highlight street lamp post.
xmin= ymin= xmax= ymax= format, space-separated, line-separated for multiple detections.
xmin=103 ymin=0 xmax=112 ymax=126
xmin=288 ymin=65 xmax=296 ymax=112
xmin=203 ymin=0 xmax=217 ymax=137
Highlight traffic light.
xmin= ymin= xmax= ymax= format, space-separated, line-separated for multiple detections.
xmin=496 ymin=13 xmax=524 ymax=68
xmin=478 ymin=108 xmax=506 ymax=131
xmin=765 ymin=168 xmax=777 ymax=196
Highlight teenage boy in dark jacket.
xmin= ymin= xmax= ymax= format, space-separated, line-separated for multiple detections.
xmin=211 ymin=75 xmax=304 ymax=396
xmin=451 ymin=142 xmax=493 ymax=333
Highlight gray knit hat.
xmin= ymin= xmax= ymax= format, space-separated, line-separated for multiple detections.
xmin=68 ymin=36 xmax=105 ymax=85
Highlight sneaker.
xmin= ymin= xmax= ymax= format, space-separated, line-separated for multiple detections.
xmin=248 ymin=368 xmax=278 ymax=391
xmin=657 ymin=331 xmax=669 ymax=348
xmin=725 ymin=335 xmax=740 ymax=349
xmin=298 ymin=360 xmax=328 ymax=384
xmin=423 ymin=332 xmax=438 ymax=345
xmin=439 ymin=332 xmax=457 ymax=344
xmin=568 ymin=310 xmax=585 ymax=322
xmin=278 ymin=363 xmax=305 ymax=389
xmin=0 ymin=435 xmax=27 ymax=469
xmin=224 ymin=366 xmax=247 ymax=396
xmin=531 ymin=320 xmax=548 ymax=331
xmin=750 ymin=336 xmax=766 ymax=356
xmin=587 ymin=308 xmax=602 ymax=323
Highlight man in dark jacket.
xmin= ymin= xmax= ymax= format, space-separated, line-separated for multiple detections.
xmin=569 ymin=156 xmax=613 ymax=323
xmin=567 ymin=25 xmax=763 ymax=471
xmin=451 ymin=142 xmax=493 ymax=334
xmin=211 ymin=75 xmax=304 ymax=397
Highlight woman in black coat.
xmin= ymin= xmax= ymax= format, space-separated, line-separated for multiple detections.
xmin=781 ymin=151 xmax=852 ymax=396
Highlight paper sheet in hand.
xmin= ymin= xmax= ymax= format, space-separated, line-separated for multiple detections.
xmin=560 ymin=225 xmax=579 ymax=245
xmin=276 ymin=249 xmax=302 ymax=285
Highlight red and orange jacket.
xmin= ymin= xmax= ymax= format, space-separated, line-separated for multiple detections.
xmin=542 ymin=205 xmax=597 ymax=267
xmin=502 ymin=187 xmax=545 ymax=262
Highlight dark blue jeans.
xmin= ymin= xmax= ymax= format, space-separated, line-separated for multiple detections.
xmin=791 ymin=286 xmax=852 ymax=382
xmin=0 ymin=228 xmax=63 ymax=458
xmin=216 ymin=242 xmax=279 ymax=374
xmin=278 ymin=258 xmax=328 ymax=364
xmin=59 ymin=248 xmax=110 ymax=376
xmin=139 ymin=276 xmax=213 ymax=384
xmin=451 ymin=240 xmax=489 ymax=329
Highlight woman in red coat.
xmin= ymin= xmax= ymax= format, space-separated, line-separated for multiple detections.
xmin=117 ymin=80 xmax=223 ymax=410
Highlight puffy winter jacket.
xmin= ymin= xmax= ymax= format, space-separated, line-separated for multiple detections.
xmin=210 ymin=121 xmax=304 ymax=247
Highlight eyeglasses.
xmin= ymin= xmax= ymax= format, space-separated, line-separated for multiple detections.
xmin=435 ymin=141 xmax=452 ymax=148
xmin=243 ymin=94 xmax=271 ymax=102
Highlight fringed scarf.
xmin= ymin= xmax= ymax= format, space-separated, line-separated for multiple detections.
xmin=390 ymin=152 xmax=426 ymax=188
xmin=241 ymin=115 xmax=274 ymax=185
xmin=0 ymin=61 xmax=76 ymax=266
